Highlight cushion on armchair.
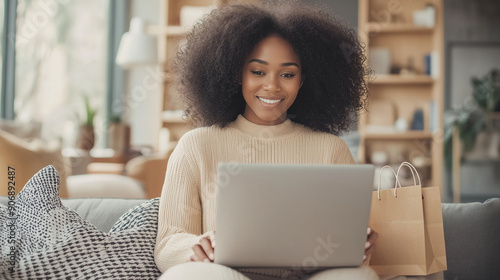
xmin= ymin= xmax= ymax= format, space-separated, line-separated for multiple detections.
xmin=0 ymin=165 xmax=161 ymax=279
xmin=441 ymin=198 xmax=500 ymax=280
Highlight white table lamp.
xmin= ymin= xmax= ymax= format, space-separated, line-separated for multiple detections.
xmin=116 ymin=17 xmax=157 ymax=69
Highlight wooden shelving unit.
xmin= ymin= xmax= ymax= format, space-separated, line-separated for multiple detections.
xmin=358 ymin=0 xmax=444 ymax=188
xmin=152 ymin=0 xmax=224 ymax=141
xmin=152 ymin=0 xmax=258 ymax=141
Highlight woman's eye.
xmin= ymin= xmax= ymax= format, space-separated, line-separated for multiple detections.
xmin=251 ymin=70 xmax=264 ymax=76
xmin=281 ymin=73 xmax=295 ymax=78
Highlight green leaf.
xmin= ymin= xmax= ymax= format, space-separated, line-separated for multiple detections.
xmin=83 ymin=95 xmax=97 ymax=127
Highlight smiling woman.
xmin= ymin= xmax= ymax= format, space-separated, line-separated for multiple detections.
xmin=241 ymin=35 xmax=303 ymax=126
xmin=154 ymin=2 xmax=377 ymax=280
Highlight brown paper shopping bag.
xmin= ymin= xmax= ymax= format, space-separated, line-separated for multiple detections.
xmin=368 ymin=162 xmax=447 ymax=276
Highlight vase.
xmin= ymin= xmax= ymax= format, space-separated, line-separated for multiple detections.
xmin=76 ymin=125 xmax=95 ymax=151
xmin=108 ymin=123 xmax=130 ymax=155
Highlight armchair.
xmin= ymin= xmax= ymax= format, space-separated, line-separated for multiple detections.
xmin=0 ymin=127 xmax=69 ymax=197
xmin=125 ymin=141 xmax=176 ymax=198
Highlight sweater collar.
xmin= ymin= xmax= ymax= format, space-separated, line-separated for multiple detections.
xmin=229 ymin=114 xmax=299 ymax=139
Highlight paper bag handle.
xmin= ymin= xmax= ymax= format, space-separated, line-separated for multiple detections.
xmin=396 ymin=161 xmax=422 ymax=187
xmin=377 ymin=165 xmax=401 ymax=201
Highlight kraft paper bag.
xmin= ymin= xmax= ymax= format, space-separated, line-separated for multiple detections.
xmin=368 ymin=162 xmax=447 ymax=276
xmin=421 ymin=186 xmax=447 ymax=274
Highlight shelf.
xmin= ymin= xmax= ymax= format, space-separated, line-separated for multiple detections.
xmin=369 ymin=75 xmax=434 ymax=85
xmin=147 ymin=25 xmax=189 ymax=37
xmin=358 ymin=0 xmax=444 ymax=189
xmin=366 ymin=23 xmax=434 ymax=34
xmin=362 ymin=131 xmax=433 ymax=140
xmin=162 ymin=110 xmax=188 ymax=123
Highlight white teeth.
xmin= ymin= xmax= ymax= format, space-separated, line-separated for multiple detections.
xmin=258 ymin=97 xmax=281 ymax=104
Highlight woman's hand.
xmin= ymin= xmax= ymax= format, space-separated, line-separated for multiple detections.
xmin=364 ymin=227 xmax=378 ymax=262
xmin=190 ymin=231 xmax=216 ymax=263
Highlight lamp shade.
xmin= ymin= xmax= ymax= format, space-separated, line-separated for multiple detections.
xmin=116 ymin=17 xmax=158 ymax=69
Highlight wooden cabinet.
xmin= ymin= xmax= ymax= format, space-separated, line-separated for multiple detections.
xmin=358 ymin=0 xmax=444 ymax=187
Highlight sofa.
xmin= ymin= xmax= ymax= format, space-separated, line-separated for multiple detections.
xmin=1 ymin=166 xmax=499 ymax=279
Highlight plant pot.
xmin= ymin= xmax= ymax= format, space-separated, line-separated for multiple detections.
xmin=108 ymin=123 xmax=130 ymax=155
xmin=76 ymin=125 xmax=95 ymax=151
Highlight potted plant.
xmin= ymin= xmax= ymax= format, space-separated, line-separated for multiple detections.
xmin=444 ymin=69 xmax=500 ymax=168
xmin=76 ymin=95 xmax=97 ymax=151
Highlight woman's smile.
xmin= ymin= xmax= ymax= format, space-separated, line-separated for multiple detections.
xmin=257 ymin=96 xmax=283 ymax=106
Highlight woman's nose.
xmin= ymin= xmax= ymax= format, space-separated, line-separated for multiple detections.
xmin=263 ymin=75 xmax=281 ymax=92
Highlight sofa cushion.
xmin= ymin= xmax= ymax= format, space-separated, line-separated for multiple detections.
xmin=66 ymin=173 xmax=146 ymax=200
xmin=441 ymin=198 xmax=500 ymax=280
xmin=0 ymin=165 xmax=161 ymax=279
xmin=61 ymin=197 xmax=147 ymax=232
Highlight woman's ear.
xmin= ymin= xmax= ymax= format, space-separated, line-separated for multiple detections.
xmin=300 ymin=75 xmax=305 ymax=88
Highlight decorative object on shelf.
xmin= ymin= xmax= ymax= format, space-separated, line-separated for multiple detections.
xmin=390 ymin=64 xmax=402 ymax=75
xmin=107 ymin=114 xmax=131 ymax=156
xmin=372 ymin=150 xmax=389 ymax=166
xmin=424 ymin=51 xmax=439 ymax=78
xmin=411 ymin=108 xmax=425 ymax=130
xmin=444 ymin=69 xmax=500 ymax=167
xmin=371 ymin=151 xmax=395 ymax=189
xmin=409 ymin=150 xmax=431 ymax=183
xmin=412 ymin=4 xmax=436 ymax=27
xmin=400 ymin=56 xmax=416 ymax=76
xmin=116 ymin=17 xmax=158 ymax=69
xmin=395 ymin=118 xmax=409 ymax=132
xmin=369 ymin=48 xmax=391 ymax=75
xmin=76 ymin=95 xmax=97 ymax=151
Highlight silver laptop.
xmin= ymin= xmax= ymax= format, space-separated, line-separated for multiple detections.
xmin=214 ymin=163 xmax=375 ymax=270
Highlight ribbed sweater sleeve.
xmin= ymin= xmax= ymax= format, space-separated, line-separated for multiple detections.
xmin=154 ymin=134 xmax=203 ymax=272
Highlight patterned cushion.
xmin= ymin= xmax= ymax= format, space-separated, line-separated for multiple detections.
xmin=0 ymin=165 xmax=161 ymax=279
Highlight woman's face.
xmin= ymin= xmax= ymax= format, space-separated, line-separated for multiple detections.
xmin=241 ymin=35 xmax=303 ymax=126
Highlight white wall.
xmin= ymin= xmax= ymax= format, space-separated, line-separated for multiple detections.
xmin=126 ymin=0 xmax=161 ymax=149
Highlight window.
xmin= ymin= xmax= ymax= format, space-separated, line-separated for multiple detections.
xmin=1 ymin=0 xmax=126 ymax=149
xmin=15 ymin=0 xmax=111 ymax=148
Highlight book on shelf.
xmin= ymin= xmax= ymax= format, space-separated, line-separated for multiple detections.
xmin=424 ymin=51 xmax=440 ymax=78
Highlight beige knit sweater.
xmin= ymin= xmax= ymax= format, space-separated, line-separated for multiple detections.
xmin=154 ymin=115 xmax=355 ymax=276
